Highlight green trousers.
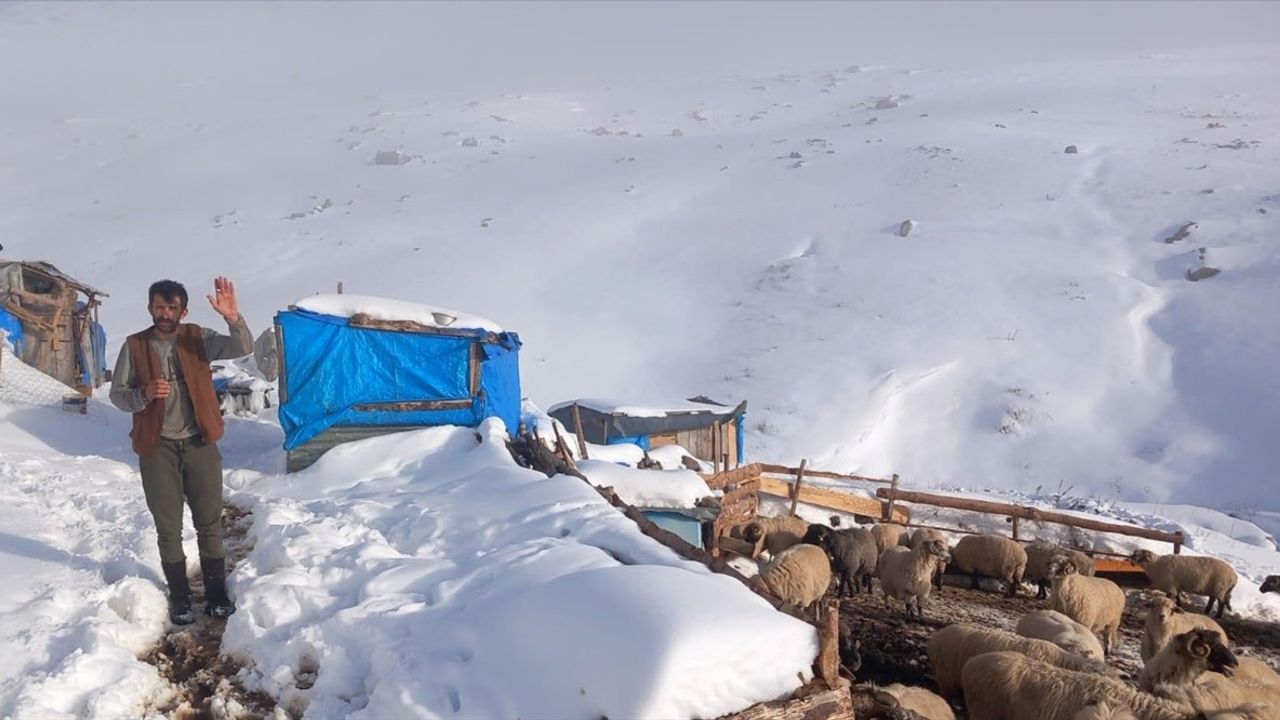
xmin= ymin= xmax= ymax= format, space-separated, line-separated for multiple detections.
xmin=139 ymin=436 xmax=225 ymax=564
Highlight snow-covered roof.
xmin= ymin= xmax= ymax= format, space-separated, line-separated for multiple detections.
xmin=294 ymin=294 xmax=503 ymax=333
xmin=549 ymin=397 xmax=741 ymax=418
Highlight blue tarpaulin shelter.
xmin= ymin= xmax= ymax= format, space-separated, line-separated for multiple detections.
xmin=276 ymin=306 xmax=521 ymax=471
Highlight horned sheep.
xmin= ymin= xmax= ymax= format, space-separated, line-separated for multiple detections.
xmin=949 ymin=534 xmax=1028 ymax=597
xmin=961 ymin=650 xmax=1260 ymax=720
xmin=872 ymin=683 xmax=956 ymax=720
xmin=759 ymin=543 xmax=832 ymax=614
xmin=926 ymin=623 xmax=1112 ymax=700
xmin=1132 ymin=549 xmax=1238 ymax=619
xmin=878 ymin=538 xmax=951 ymax=620
xmin=1016 ymin=609 xmax=1107 ymax=661
xmin=1025 ymin=541 xmax=1097 ymax=599
xmin=1141 ymin=593 xmax=1229 ymax=662
xmin=1144 ymin=629 xmax=1280 ymax=713
xmin=1049 ymin=557 xmax=1127 ymax=656
xmin=803 ymin=523 xmax=878 ymax=596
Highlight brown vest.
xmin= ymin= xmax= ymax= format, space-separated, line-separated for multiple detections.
xmin=126 ymin=324 xmax=225 ymax=457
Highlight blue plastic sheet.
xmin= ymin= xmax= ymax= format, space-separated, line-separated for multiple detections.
xmin=0 ymin=307 xmax=22 ymax=355
xmin=277 ymin=309 xmax=521 ymax=450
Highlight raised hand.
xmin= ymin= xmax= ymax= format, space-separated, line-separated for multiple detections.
xmin=207 ymin=276 xmax=240 ymax=322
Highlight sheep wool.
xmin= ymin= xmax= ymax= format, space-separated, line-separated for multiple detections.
xmin=1132 ymin=549 xmax=1238 ymax=619
xmin=1049 ymin=558 xmax=1127 ymax=656
xmin=1141 ymin=593 xmax=1229 ymax=662
xmin=1025 ymin=542 xmax=1097 ymax=599
xmin=1016 ymin=609 xmax=1106 ymax=661
xmin=874 ymin=683 xmax=956 ymax=720
xmin=760 ymin=543 xmax=831 ymax=611
xmin=753 ymin=514 xmax=813 ymax=558
xmin=871 ymin=523 xmax=911 ymax=554
xmin=878 ymin=538 xmax=951 ymax=620
xmin=949 ymin=534 xmax=1028 ymax=597
xmin=927 ymin=623 xmax=1110 ymax=699
xmin=1145 ymin=629 xmax=1280 ymax=714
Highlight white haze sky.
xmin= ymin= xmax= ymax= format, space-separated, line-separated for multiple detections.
xmin=4 ymin=0 xmax=1280 ymax=110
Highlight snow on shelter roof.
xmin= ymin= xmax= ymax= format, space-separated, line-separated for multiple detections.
xmin=549 ymin=397 xmax=744 ymax=418
xmin=294 ymin=294 xmax=503 ymax=332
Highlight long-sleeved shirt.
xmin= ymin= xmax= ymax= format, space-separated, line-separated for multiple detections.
xmin=109 ymin=315 xmax=253 ymax=439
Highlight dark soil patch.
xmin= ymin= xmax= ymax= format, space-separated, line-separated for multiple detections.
xmin=143 ymin=504 xmax=275 ymax=719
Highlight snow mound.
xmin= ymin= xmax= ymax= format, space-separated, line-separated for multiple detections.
xmin=294 ymin=294 xmax=503 ymax=332
xmin=579 ymin=459 xmax=712 ymax=508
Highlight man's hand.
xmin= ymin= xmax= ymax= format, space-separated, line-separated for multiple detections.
xmin=144 ymin=378 xmax=171 ymax=402
xmin=207 ymin=276 xmax=240 ymax=322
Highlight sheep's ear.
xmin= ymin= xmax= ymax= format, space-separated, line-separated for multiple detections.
xmin=1171 ymin=605 xmax=1184 ymax=614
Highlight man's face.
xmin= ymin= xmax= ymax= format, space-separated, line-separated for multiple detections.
xmin=148 ymin=294 xmax=187 ymax=333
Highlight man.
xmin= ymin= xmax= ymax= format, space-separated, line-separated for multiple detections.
xmin=110 ymin=277 xmax=251 ymax=624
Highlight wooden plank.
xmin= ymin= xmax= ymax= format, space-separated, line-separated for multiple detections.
xmin=876 ymin=487 xmax=1183 ymax=547
xmin=273 ymin=321 xmax=288 ymax=405
xmin=1094 ymin=557 xmax=1145 ymax=573
xmin=761 ymin=475 xmax=910 ymax=523
xmin=352 ymin=399 xmax=471 ymax=412
xmin=571 ymin=403 xmax=589 ymax=459
xmin=348 ymin=312 xmax=497 ymax=341
xmin=721 ymin=687 xmax=854 ymax=720
xmin=758 ymin=462 xmax=895 ymax=485
xmin=788 ymin=459 xmax=807 ymax=517
xmin=701 ymin=463 xmax=764 ymax=491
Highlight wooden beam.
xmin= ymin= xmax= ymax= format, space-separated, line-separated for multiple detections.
xmin=721 ymin=686 xmax=854 ymax=720
xmin=701 ymin=463 xmax=764 ymax=491
xmin=758 ymin=462 xmax=896 ymax=486
xmin=788 ymin=459 xmax=807 ymax=517
xmin=876 ymin=487 xmax=1183 ymax=547
xmin=761 ymin=475 xmax=910 ymax=523
xmin=571 ymin=403 xmax=589 ymax=460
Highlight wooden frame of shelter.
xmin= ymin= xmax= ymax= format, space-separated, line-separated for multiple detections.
xmin=0 ymin=260 xmax=109 ymax=393
xmin=551 ymin=398 xmax=748 ymax=473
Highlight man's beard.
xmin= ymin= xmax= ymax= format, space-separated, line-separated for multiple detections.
xmin=154 ymin=319 xmax=178 ymax=332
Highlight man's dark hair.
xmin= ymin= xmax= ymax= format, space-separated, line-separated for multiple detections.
xmin=148 ymin=280 xmax=188 ymax=309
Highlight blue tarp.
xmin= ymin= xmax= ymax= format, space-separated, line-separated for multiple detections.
xmin=276 ymin=309 xmax=522 ymax=450
xmin=0 ymin=307 xmax=22 ymax=355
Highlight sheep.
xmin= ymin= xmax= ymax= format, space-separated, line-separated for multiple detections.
xmin=1025 ymin=541 xmax=1097 ymax=599
xmin=803 ymin=523 xmax=878 ymax=596
xmin=1141 ymin=593 xmax=1230 ymax=662
xmin=949 ymin=534 xmax=1028 ymax=597
xmin=872 ymin=522 xmax=911 ymax=554
xmin=1049 ymin=556 xmax=1127 ymax=657
xmin=960 ymin=650 xmax=1258 ymax=720
xmin=759 ymin=543 xmax=832 ymax=615
xmin=1074 ymin=703 xmax=1139 ymax=720
xmin=1139 ymin=628 xmax=1239 ymax=691
xmin=741 ymin=513 xmax=812 ymax=557
xmin=1230 ymin=657 xmax=1280 ymax=687
xmin=872 ymin=683 xmax=956 ymax=720
xmin=1132 ymin=549 xmax=1239 ymax=619
xmin=1261 ymin=576 xmax=1279 ymax=594
xmin=1015 ymin=609 xmax=1107 ymax=661
xmin=878 ymin=538 xmax=951 ymax=620
xmin=1144 ymin=629 xmax=1280 ymax=714
xmin=910 ymin=528 xmax=951 ymax=590
xmin=926 ymin=623 xmax=1113 ymax=700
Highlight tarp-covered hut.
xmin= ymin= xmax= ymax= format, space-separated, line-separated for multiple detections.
xmin=548 ymin=397 xmax=747 ymax=468
xmin=0 ymin=259 xmax=108 ymax=392
xmin=276 ymin=294 xmax=521 ymax=472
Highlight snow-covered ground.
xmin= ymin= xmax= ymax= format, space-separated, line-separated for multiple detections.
xmin=2 ymin=2 xmax=1280 ymax=718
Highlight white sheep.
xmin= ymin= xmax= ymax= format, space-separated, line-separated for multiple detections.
xmin=759 ymin=543 xmax=832 ymax=614
xmin=1132 ymin=549 xmax=1238 ymax=619
xmin=1015 ymin=609 xmax=1106 ymax=661
xmin=961 ymin=650 xmax=1258 ymax=720
xmin=949 ymin=534 xmax=1028 ymax=597
xmin=1025 ymin=541 xmax=1097 ymax=599
xmin=1049 ymin=556 xmax=1127 ymax=657
xmin=1145 ymin=629 xmax=1280 ymax=713
xmin=872 ymin=683 xmax=956 ymax=720
xmin=1074 ymin=702 xmax=1139 ymax=720
xmin=872 ymin=522 xmax=911 ymax=554
xmin=1230 ymin=657 xmax=1280 ymax=687
xmin=878 ymin=537 xmax=951 ymax=620
xmin=926 ymin=623 xmax=1113 ymax=700
xmin=910 ymin=528 xmax=951 ymax=590
xmin=1141 ymin=593 xmax=1229 ymax=662
xmin=742 ymin=514 xmax=812 ymax=557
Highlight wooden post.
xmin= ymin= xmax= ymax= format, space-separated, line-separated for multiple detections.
xmin=571 ymin=403 xmax=589 ymax=460
xmin=789 ymin=459 xmax=808 ymax=517
xmin=883 ymin=473 xmax=900 ymax=521
xmin=1173 ymin=533 xmax=1183 ymax=555
xmin=1011 ymin=516 xmax=1020 ymax=540
xmin=816 ymin=598 xmax=841 ymax=690
xmin=712 ymin=421 xmax=721 ymax=475
xmin=337 ymin=281 xmax=344 ymax=294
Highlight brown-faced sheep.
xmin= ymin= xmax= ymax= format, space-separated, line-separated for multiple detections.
xmin=872 ymin=523 xmax=911 ymax=554
xmin=1025 ymin=541 xmax=1097 ymax=599
xmin=1074 ymin=703 xmax=1139 ymax=720
xmin=1049 ymin=557 xmax=1127 ymax=657
xmin=910 ymin=528 xmax=951 ymax=590
xmin=1141 ymin=593 xmax=1229 ymax=662
xmin=1145 ymin=629 xmax=1280 ymax=713
xmin=878 ymin=538 xmax=951 ymax=621
xmin=1139 ymin=628 xmax=1239 ymax=691
xmin=949 ymin=534 xmax=1028 ymax=597
xmin=804 ymin=523 xmax=878 ymax=596
xmin=759 ymin=543 xmax=832 ymax=615
xmin=1261 ymin=576 xmax=1279 ymax=594
xmin=1132 ymin=549 xmax=1238 ymax=619
xmin=1015 ymin=609 xmax=1106 ymax=661
xmin=872 ymin=683 xmax=956 ymax=720
xmin=742 ymin=514 xmax=812 ymax=557
xmin=960 ymin=650 xmax=1256 ymax=720
xmin=926 ymin=623 xmax=1112 ymax=700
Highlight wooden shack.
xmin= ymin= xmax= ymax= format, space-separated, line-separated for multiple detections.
xmin=0 ymin=260 xmax=109 ymax=393
xmin=548 ymin=397 xmax=747 ymax=471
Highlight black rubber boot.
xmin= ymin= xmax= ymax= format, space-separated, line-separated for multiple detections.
xmin=201 ymin=556 xmax=237 ymax=619
xmin=161 ymin=561 xmax=195 ymax=625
